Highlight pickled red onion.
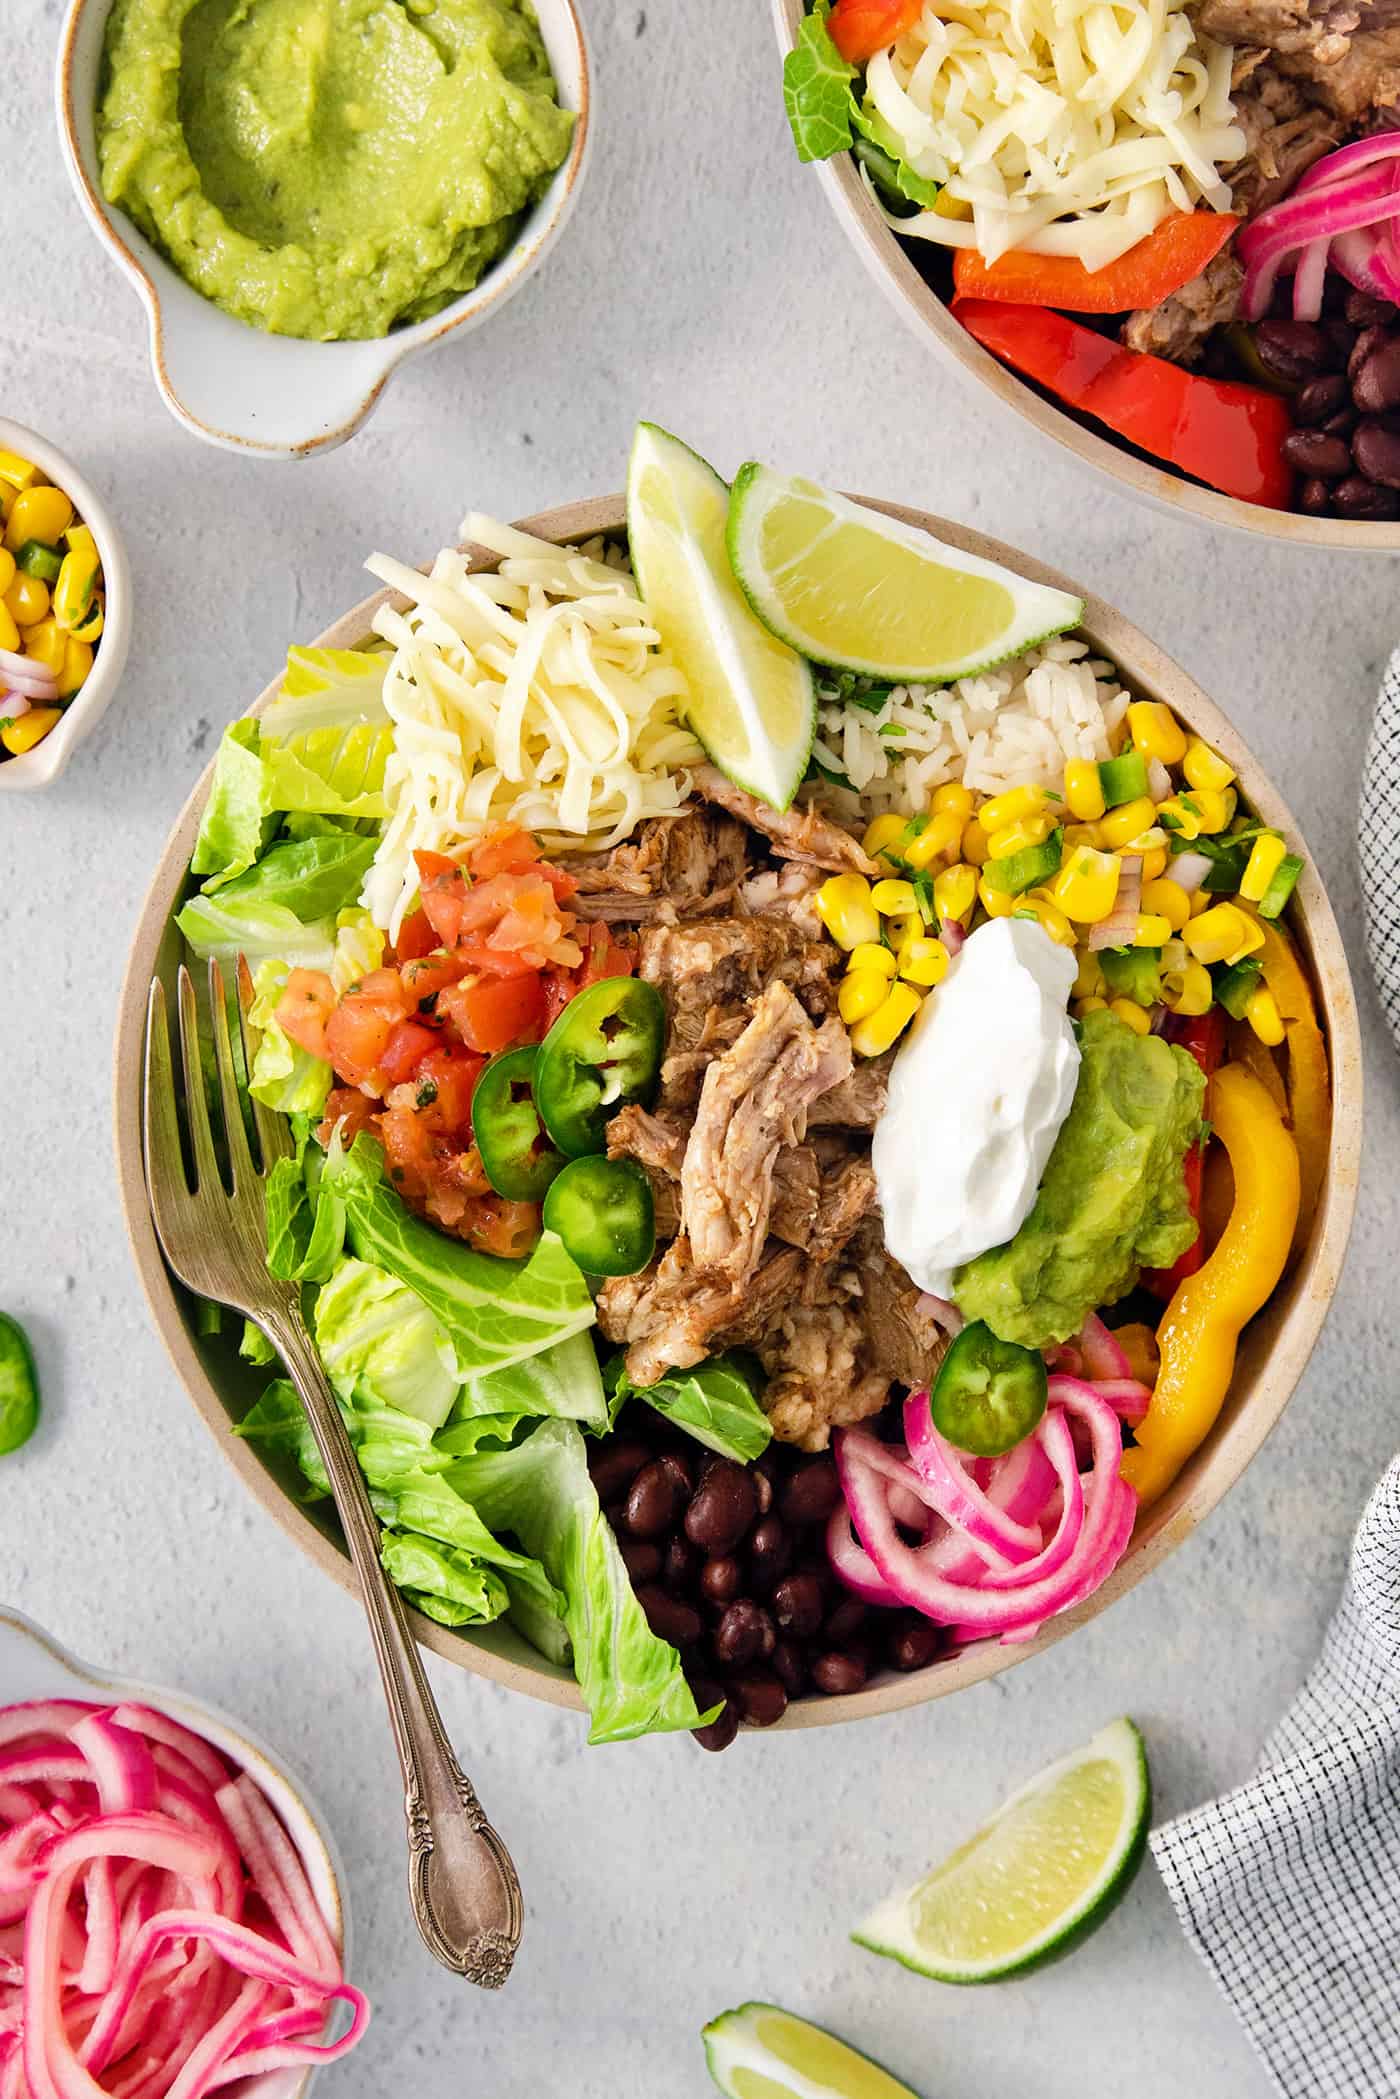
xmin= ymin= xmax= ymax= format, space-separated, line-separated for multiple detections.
xmin=1240 ymin=138 xmax=1400 ymax=319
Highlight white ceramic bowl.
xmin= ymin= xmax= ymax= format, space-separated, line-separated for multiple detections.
xmin=0 ymin=419 xmax=131 ymax=794
xmin=55 ymin=0 xmax=592 ymax=457
xmin=0 ymin=1607 xmax=349 ymax=2099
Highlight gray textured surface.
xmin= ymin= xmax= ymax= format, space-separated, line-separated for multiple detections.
xmin=4 ymin=0 xmax=1400 ymax=2092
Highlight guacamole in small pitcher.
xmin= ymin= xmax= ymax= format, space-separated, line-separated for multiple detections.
xmin=96 ymin=0 xmax=574 ymax=340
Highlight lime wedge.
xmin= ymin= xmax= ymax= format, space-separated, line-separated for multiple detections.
xmin=727 ymin=465 xmax=1084 ymax=683
xmin=704 ymin=2004 xmax=923 ymax=2099
xmin=627 ymin=425 xmax=815 ymax=811
xmin=853 ymin=1717 xmax=1150 ymax=1983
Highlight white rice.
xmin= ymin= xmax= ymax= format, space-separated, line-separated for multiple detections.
xmin=810 ymin=637 xmax=1132 ymax=825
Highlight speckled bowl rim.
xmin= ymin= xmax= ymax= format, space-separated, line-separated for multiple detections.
xmin=770 ymin=0 xmax=1400 ymax=552
xmin=0 ymin=1606 xmax=348 ymax=2099
xmin=55 ymin=0 xmax=591 ymax=458
xmin=112 ymin=493 xmax=1363 ymax=1732
xmin=0 ymin=418 xmax=131 ymax=792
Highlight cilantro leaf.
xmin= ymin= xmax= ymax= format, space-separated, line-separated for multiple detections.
xmin=783 ymin=6 xmax=858 ymax=164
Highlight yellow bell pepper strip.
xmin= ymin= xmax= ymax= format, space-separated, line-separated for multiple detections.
xmin=1122 ymin=1063 xmax=1300 ymax=1507
xmin=1226 ymin=1018 xmax=1289 ymax=1117
xmin=1250 ymin=914 xmax=1330 ymax=1256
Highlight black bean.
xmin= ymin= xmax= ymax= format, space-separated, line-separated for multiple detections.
xmin=1346 ymin=289 xmax=1395 ymax=327
xmin=624 ymin=1459 xmax=681 ymax=1539
xmin=770 ymin=1638 xmax=807 ymax=1696
xmin=1332 ymin=474 xmax=1400 ymax=519
xmin=731 ymin=1670 xmax=788 ymax=1727
xmin=1322 ymin=404 xmax=1359 ymax=437
xmin=771 ymin=1571 xmax=825 ymax=1639
xmin=1294 ymin=373 xmax=1349 ymax=427
xmin=780 ymin=1458 xmax=841 ymax=1527
xmin=1349 ymin=324 xmax=1392 ymax=383
xmin=664 ymin=1534 xmax=701 ymax=1593
xmin=811 ymin=1651 xmax=868 ymax=1696
xmin=588 ymin=1438 xmax=650 ymax=1504
xmin=1353 ymin=417 xmax=1400 ymax=488
xmin=699 ymin=1554 xmax=743 ymax=1607
xmin=1354 ymin=338 xmax=1400 ymax=414
xmin=684 ymin=1461 xmax=758 ymax=1556
xmin=635 ymin=1584 xmax=703 ymax=1649
xmin=657 ymin=1450 xmax=694 ymax=1499
xmin=1298 ymin=477 xmax=1333 ymax=516
xmin=747 ymin=1516 xmax=792 ymax=1592
xmin=885 ymin=1614 xmax=942 ymax=1672
xmin=689 ymin=1677 xmax=738 ymax=1753
xmin=618 ymin=1538 xmax=662 ymax=1585
xmin=1254 ymin=318 xmax=1332 ymax=383
xmin=712 ymin=1599 xmax=775 ymax=1667
xmin=824 ymin=1596 xmax=869 ymax=1645
xmin=1282 ymin=428 xmax=1353 ymax=479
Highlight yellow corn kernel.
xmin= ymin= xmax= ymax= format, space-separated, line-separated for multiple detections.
xmin=1183 ymin=737 xmax=1235 ymax=793
xmin=1189 ymin=888 xmax=1213 ymax=917
xmin=1191 ymin=787 xmax=1234 ymax=835
xmin=1141 ymin=877 xmax=1190 ymax=931
xmin=871 ymin=877 xmax=919 ymax=918
xmin=1162 ymin=955 xmax=1214 ymax=1016
xmin=886 ymin=912 xmax=922 ymax=955
xmin=933 ymin=863 xmax=977 ymax=927
xmin=70 ymin=595 xmax=104 ymax=644
xmin=1075 ymin=995 xmax=1108 ymax=1017
xmin=1 ymin=706 xmax=62 ymax=757
xmin=1052 ymin=845 xmax=1122 ymax=924
xmin=1132 ymin=914 xmax=1172 ymax=948
xmin=979 ymin=784 xmax=1047 ymax=835
xmin=987 ymin=813 xmax=1054 ymax=861
xmin=1245 ymin=985 xmax=1285 ymax=1047
xmin=0 ymin=549 xmax=14 ymax=597
xmin=862 ymin=813 xmax=907 ymax=865
xmin=839 ymin=970 xmax=891 ymax=1025
xmin=977 ymin=873 xmax=1015 ymax=919
xmin=1238 ymin=832 xmax=1288 ymax=904
xmin=1063 ymin=820 xmax=1106 ymax=851
xmin=0 ymin=451 xmax=40 ymax=493
xmin=57 ymin=638 xmax=93 ymax=698
xmin=1225 ymin=915 xmax=1265 ymax=967
xmin=4 ymin=485 xmax=73 ymax=553
xmin=931 ymin=781 xmax=974 ymax=821
xmin=1109 ymin=997 xmax=1152 ymax=1036
xmin=1183 ymin=902 xmax=1251 ymax=965
xmin=817 ymin=875 xmax=880 ymax=952
xmin=1139 ymin=846 xmax=1168 ymax=882
xmin=4 ymin=573 xmax=49 ymax=628
xmin=962 ymin=818 xmax=990 ymax=867
xmin=0 ymin=603 xmax=19 ymax=652
xmin=932 ymin=188 xmax=973 ymax=219
xmin=900 ymin=937 xmax=951 ymax=987
xmin=64 ymin=523 xmax=98 ymax=559
xmin=848 ymin=942 xmax=897 ymax=979
xmin=851 ymin=982 xmax=922 ymax=1058
xmin=1126 ymin=700 xmax=1187 ymax=765
xmin=1099 ymin=797 xmax=1157 ymax=851
xmin=1157 ymin=794 xmax=1201 ymax=841
xmin=1063 ymin=757 xmax=1106 ymax=823
xmin=902 ymin=807 xmax=964 ymax=870
xmin=52 ymin=548 xmax=100 ymax=633
xmin=22 ymin=617 xmax=67 ymax=676
xmin=1073 ymin=950 xmax=1104 ymax=1000
xmin=1017 ymin=890 xmax=1076 ymax=947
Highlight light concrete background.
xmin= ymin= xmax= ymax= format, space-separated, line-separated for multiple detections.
xmin=4 ymin=0 xmax=1399 ymax=2092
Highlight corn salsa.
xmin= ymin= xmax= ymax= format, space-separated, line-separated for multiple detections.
xmin=0 ymin=448 xmax=106 ymax=763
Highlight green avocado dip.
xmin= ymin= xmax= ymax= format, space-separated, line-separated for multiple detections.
xmin=954 ymin=1008 xmax=1206 ymax=1350
xmin=96 ymin=0 xmax=574 ymax=340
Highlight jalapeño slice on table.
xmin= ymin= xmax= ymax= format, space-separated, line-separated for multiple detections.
xmin=0 ymin=1312 xmax=39 ymax=1456
xmin=928 ymin=1319 xmax=1047 ymax=1458
xmin=472 ymin=1046 xmax=566 ymax=1203
xmin=533 ymin=976 xmax=665 ymax=1159
xmin=542 ymin=1156 xmax=656 ymax=1277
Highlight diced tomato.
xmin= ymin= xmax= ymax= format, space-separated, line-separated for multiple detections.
xmin=576 ymin=921 xmax=636 ymax=987
xmin=400 ymin=951 xmax=474 ymax=1008
xmin=392 ymin=908 xmax=437 ymax=964
xmin=465 ymin=826 xmax=540 ymax=880
xmin=324 ymin=967 xmax=412 ymax=1088
xmin=416 ymin=857 xmax=472 ymax=948
xmin=316 ymin=1087 xmax=377 ymax=1150
xmin=377 ymin=1019 xmax=440 ymax=1087
xmin=537 ymin=862 xmax=579 ymax=905
xmin=439 ymin=970 xmax=549 ymax=1055
xmin=467 ymin=1197 xmax=542 ymax=1259
xmin=451 ymin=943 xmax=538 ymax=977
xmin=414 ymin=1045 xmax=483 ymax=1135
xmin=277 ymin=969 xmax=337 ymax=1060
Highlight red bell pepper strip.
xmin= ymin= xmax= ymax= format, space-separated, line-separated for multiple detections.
xmin=952 ymin=298 xmax=1294 ymax=508
xmin=1144 ymin=1007 xmax=1228 ymax=1297
xmin=951 ymin=213 xmax=1240 ymax=314
xmin=829 ymin=0 xmax=923 ymax=62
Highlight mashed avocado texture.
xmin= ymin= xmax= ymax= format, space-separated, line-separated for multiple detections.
xmin=97 ymin=0 xmax=574 ymax=340
xmin=954 ymin=1008 xmax=1206 ymax=1349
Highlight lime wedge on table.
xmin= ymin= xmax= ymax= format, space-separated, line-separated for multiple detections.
xmin=727 ymin=465 xmax=1084 ymax=683
xmin=704 ymin=2003 xmax=923 ymax=2099
xmin=853 ymin=1717 xmax=1150 ymax=1983
xmin=627 ymin=424 xmax=816 ymax=811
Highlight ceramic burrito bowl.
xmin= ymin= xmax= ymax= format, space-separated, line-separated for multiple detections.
xmin=56 ymin=0 xmax=591 ymax=458
xmin=112 ymin=494 xmax=1363 ymax=1732
xmin=0 ymin=1607 xmax=349 ymax=2099
xmin=771 ymin=0 xmax=1400 ymax=552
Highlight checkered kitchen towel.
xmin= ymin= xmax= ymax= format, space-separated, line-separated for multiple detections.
xmin=1150 ymin=666 xmax=1400 ymax=2097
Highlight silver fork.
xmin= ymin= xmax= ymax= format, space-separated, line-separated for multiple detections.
xmin=142 ymin=956 xmax=524 ymax=1987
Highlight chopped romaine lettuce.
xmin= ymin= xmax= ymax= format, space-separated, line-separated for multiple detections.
xmin=605 ymin=1354 xmax=771 ymax=1461
xmin=314 ymin=1255 xmax=459 ymax=1431
xmin=452 ymin=1328 xmax=607 ymax=1431
xmin=235 ymin=1381 xmax=331 ymax=1501
xmin=379 ymin=1532 xmax=508 ymax=1628
xmin=247 ymin=959 xmax=334 ymax=1119
xmin=783 ymin=4 xmax=858 ymax=162
xmin=190 ymin=720 xmax=275 ymax=888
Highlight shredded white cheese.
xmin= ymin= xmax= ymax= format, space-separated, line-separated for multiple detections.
xmin=360 ymin=518 xmax=704 ymax=938
xmin=870 ymin=0 xmax=1246 ymax=270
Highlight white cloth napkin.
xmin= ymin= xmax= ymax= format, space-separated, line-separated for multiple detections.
xmin=1150 ymin=660 xmax=1400 ymax=2097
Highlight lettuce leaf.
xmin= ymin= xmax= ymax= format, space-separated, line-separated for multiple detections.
xmin=452 ymin=1327 xmax=607 ymax=1431
xmin=177 ymin=832 xmax=375 ymax=967
xmin=190 ymin=721 xmax=275 ymax=887
xmin=605 ymin=1354 xmax=771 ymax=1461
xmin=314 ymin=1255 xmax=459 ymax=1431
xmin=247 ymin=959 xmax=334 ymax=1119
xmin=442 ymin=1421 xmax=716 ymax=1743
xmin=235 ymin=1381 xmax=331 ymax=1501
xmin=379 ymin=1532 xmax=508 ymax=1628
xmin=783 ymin=4 xmax=858 ymax=162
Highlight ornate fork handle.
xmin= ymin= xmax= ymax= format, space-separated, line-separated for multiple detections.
xmin=266 ymin=1311 xmax=523 ymax=1986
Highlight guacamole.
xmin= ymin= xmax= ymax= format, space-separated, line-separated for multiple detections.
xmin=96 ymin=0 xmax=574 ymax=341
xmin=954 ymin=1008 xmax=1206 ymax=1350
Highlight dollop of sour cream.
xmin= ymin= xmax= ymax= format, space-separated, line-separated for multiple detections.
xmin=872 ymin=916 xmax=1081 ymax=1298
